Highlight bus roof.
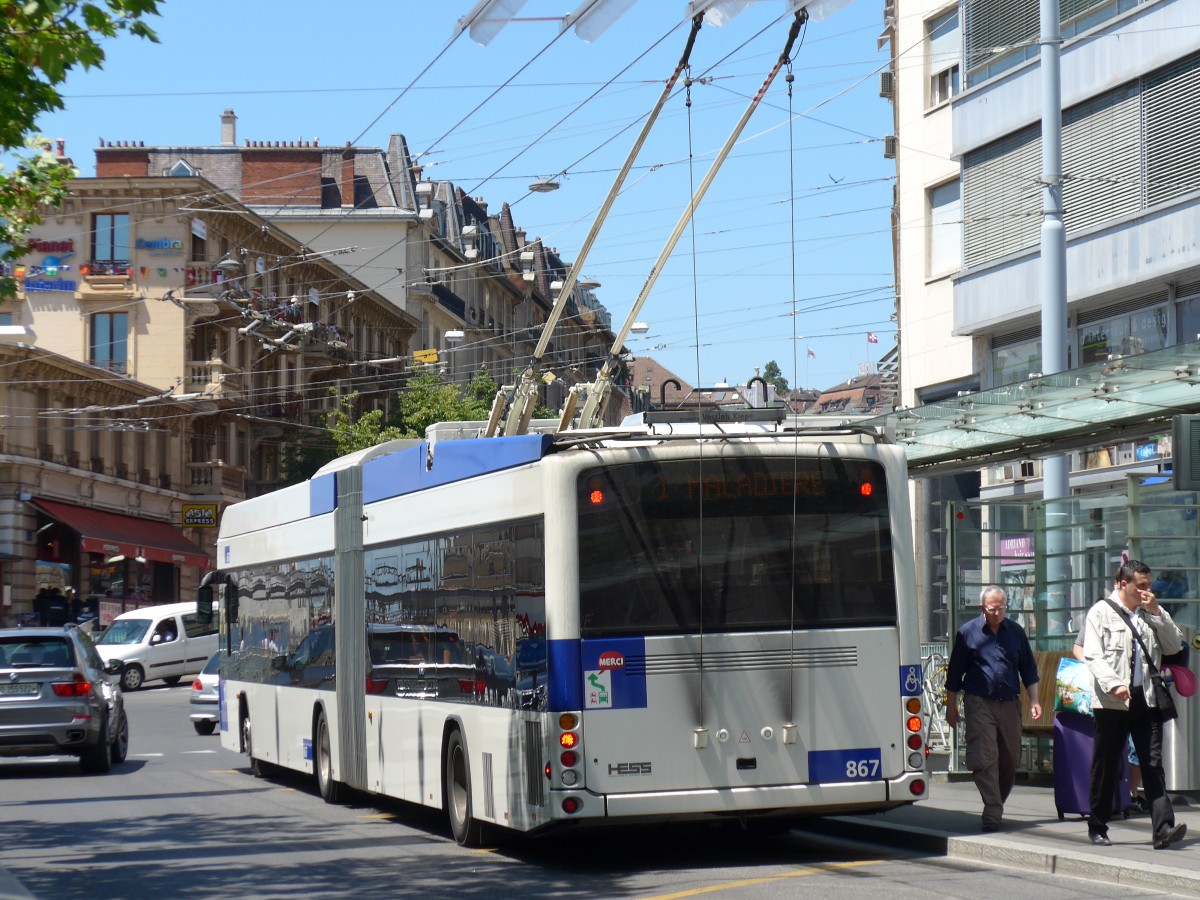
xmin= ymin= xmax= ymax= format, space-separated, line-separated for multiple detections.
xmin=218 ymin=413 xmax=892 ymax=541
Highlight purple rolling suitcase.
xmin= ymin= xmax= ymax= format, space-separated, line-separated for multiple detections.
xmin=1053 ymin=710 xmax=1130 ymax=819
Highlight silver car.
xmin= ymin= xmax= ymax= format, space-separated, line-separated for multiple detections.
xmin=0 ymin=626 xmax=129 ymax=773
xmin=190 ymin=651 xmax=220 ymax=735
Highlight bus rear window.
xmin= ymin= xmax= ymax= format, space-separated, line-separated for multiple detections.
xmin=577 ymin=456 xmax=896 ymax=637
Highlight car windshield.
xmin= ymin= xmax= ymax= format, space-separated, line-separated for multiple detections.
xmin=95 ymin=619 xmax=151 ymax=645
xmin=0 ymin=637 xmax=74 ymax=668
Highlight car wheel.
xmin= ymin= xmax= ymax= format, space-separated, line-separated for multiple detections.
xmin=120 ymin=664 xmax=145 ymax=692
xmin=80 ymin=714 xmax=112 ymax=774
xmin=444 ymin=729 xmax=483 ymax=846
xmin=315 ymin=710 xmax=345 ymax=804
xmin=194 ymin=720 xmax=217 ymax=736
xmin=110 ymin=709 xmax=129 ymax=764
xmin=162 ymin=675 xmax=183 ymax=686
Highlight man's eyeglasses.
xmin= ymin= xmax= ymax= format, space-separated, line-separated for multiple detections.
xmin=983 ymin=605 xmax=1007 ymax=614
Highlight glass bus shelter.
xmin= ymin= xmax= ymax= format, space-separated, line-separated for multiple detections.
xmin=942 ymin=475 xmax=1200 ymax=786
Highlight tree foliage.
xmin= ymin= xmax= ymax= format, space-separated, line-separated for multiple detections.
xmin=763 ymin=360 xmax=790 ymax=393
xmin=1 ymin=1 xmax=161 ymax=297
xmin=279 ymin=367 xmax=560 ymax=483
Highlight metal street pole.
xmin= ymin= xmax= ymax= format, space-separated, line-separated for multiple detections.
xmin=1039 ymin=0 xmax=1070 ymax=636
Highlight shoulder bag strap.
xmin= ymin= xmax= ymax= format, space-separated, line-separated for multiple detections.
xmin=1104 ymin=598 xmax=1161 ymax=675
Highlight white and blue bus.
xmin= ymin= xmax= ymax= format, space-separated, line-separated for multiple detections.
xmin=202 ymin=410 xmax=927 ymax=844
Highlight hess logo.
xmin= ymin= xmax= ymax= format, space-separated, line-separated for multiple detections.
xmin=608 ymin=761 xmax=651 ymax=776
xmin=598 ymin=651 xmax=625 ymax=671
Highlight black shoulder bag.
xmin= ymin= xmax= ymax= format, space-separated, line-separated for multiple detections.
xmin=1105 ymin=599 xmax=1178 ymax=721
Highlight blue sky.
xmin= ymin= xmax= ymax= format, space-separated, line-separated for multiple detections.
xmin=37 ymin=0 xmax=896 ymax=393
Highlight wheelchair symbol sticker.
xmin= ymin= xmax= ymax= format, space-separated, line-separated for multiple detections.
xmin=900 ymin=664 xmax=922 ymax=696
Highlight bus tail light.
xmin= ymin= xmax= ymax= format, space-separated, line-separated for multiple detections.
xmin=905 ymin=715 xmax=922 ymax=733
xmin=553 ymin=711 xmax=582 ymax=790
xmin=909 ymin=779 xmax=927 ymax=796
xmin=907 ymin=733 xmax=922 ymax=750
xmin=562 ymin=797 xmax=581 ymax=814
xmin=908 ymin=751 xmax=924 ymax=768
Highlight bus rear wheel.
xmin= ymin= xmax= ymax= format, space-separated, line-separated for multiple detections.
xmin=445 ymin=729 xmax=483 ymax=846
xmin=242 ymin=712 xmax=268 ymax=778
xmin=315 ymin=710 xmax=345 ymax=804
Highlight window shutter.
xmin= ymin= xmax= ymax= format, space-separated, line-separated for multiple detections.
xmin=963 ymin=124 xmax=1041 ymax=267
xmin=963 ymin=0 xmax=1037 ymax=79
xmin=929 ymin=180 xmax=963 ymax=276
xmin=928 ymin=10 xmax=960 ymax=77
xmin=1062 ymin=82 xmax=1140 ymax=232
xmin=1144 ymin=51 xmax=1200 ymax=207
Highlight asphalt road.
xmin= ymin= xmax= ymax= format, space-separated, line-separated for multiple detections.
xmin=0 ymin=685 xmax=1185 ymax=899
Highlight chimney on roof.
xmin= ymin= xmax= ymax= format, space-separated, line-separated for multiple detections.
xmin=221 ymin=109 xmax=237 ymax=146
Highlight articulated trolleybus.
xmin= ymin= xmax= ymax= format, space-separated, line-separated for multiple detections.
xmin=204 ymin=408 xmax=927 ymax=844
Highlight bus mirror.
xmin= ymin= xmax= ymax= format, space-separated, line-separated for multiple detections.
xmin=196 ymin=585 xmax=215 ymax=625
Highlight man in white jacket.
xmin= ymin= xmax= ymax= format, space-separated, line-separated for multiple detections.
xmin=1083 ymin=560 xmax=1185 ymax=849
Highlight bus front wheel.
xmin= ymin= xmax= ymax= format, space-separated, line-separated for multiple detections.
xmin=445 ymin=729 xmax=483 ymax=846
xmin=315 ymin=710 xmax=345 ymax=804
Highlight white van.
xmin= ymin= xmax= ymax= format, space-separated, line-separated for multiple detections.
xmin=95 ymin=602 xmax=219 ymax=691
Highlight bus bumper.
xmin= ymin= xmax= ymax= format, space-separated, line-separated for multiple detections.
xmin=551 ymin=774 xmax=926 ymax=822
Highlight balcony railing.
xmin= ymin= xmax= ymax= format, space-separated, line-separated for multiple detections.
xmin=82 ymin=260 xmax=131 ymax=276
xmin=89 ymin=359 xmax=127 ymax=375
xmin=187 ymin=461 xmax=246 ymax=496
xmin=432 ymin=283 xmax=466 ymax=320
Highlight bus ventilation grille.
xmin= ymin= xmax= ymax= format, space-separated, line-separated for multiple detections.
xmin=483 ymin=752 xmax=495 ymax=818
xmin=525 ymin=720 xmax=544 ymax=806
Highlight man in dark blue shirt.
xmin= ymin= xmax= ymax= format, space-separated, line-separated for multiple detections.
xmin=946 ymin=585 xmax=1042 ymax=832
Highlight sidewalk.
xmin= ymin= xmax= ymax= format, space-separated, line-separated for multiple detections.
xmin=803 ymin=772 xmax=1200 ymax=896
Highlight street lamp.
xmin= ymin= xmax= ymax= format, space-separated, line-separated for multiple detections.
xmin=529 ymin=177 xmax=560 ymax=193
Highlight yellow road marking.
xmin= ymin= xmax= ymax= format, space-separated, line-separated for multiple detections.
xmin=638 ymin=859 xmax=882 ymax=900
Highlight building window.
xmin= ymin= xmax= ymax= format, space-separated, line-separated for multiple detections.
xmin=992 ymin=336 xmax=1041 ymax=387
xmin=90 ymin=312 xmax=129 ymax=374
xmin=1078 ymin=303 xmax=1169 ymax=364
xmin=965 ymin=0 xmax=1135 ymax=90
xmin=927 ymin=9 xmax=960 ymax=107
xmin=928 ymin=179 xmax=962 ymax=276
xmin=0 ymin=312 xmax=12 ymax=326
xmin=91 ymin=213 xmax=130 ymax=275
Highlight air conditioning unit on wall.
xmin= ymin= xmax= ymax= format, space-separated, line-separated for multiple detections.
xmin=879 ymin=71 xmax=895 ymax=98
xmin=883 ymin=135 xmax=897 ymax=159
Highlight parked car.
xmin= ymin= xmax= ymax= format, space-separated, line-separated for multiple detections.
xmin=94 ymin=601 xmax=219 ymax=691
xmin=190 ymin=652 xmax=220 ymax=735
xmin=0 ymin=625 xmax=129 ymax=773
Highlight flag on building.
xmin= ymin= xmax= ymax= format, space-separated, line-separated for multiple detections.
xmin=867 ymin=332 xmax=879 ymax=343
xmin=807 ymin=347 xmax=816 ymax=359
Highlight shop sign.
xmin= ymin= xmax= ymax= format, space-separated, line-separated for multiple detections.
xmin=30 ymin=239 xmax=74 ymax=253
xmin=22 ymin=237 xmax=76 ymax=290
xmin=183 ymin=503 xmax=218 ymax=528
xmin=136 ymin=237 xmax=184 ymax=256
xmin=23 ymin=277 xmax=77 ymax=292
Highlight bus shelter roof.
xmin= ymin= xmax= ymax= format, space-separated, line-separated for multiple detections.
xmin=862 ymin=340 xmax=1200 ymax=474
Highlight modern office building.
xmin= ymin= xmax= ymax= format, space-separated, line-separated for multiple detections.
xmin=882 ymin=0 xmax=1200 ymax=638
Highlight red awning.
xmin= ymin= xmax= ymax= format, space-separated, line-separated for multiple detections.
xmin=32 ymin=498 xmax=211 ymax=569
